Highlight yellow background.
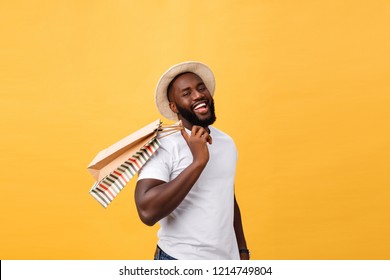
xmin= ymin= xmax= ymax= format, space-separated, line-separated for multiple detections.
xmin=1 ymin=0 xmax=389 ymax=259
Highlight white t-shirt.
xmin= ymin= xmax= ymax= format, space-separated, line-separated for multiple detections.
xmin=137 ymin=126 xmax=239 ymax=260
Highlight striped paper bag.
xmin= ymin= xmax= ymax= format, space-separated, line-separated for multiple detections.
xmin=87 ymin=119 xmax=181 ymax=208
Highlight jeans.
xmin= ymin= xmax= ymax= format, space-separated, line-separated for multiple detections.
xmin=154 ymin=245 xmax=177 ymax=260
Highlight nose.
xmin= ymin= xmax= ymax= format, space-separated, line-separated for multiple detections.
xmin=192 ymin=89 xmax=205 ymax=100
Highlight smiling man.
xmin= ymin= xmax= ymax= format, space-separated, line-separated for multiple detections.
xmin=135 ymin=61 xmax=249 ymax=260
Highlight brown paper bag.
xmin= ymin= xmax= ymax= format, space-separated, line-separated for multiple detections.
xmin=87 ymin=119 xmax=161 ymax=182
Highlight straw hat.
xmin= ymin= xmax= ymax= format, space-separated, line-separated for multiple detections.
xmin=155 ymin=61 xmax=215 ymax=121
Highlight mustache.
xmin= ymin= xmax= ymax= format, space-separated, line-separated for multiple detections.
xmin=175 ymin=99 xmax=216 ymax=126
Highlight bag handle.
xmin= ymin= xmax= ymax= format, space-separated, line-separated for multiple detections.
xmin=157 ymin=121 xmax=183 ymax=139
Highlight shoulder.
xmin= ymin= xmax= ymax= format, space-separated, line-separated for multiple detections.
xmin=155 ymin=130 xmax=188 ymax=157
xmin=209 ymin=126 xmax=237 ymax=153
xmin=158 ymin=130 xmax=184 ymax=148
xmin=209 ymin=126 xmax=235 ymax=143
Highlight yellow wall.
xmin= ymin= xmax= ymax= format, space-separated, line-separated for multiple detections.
xmin=1 ymin=0 xmax=389 ymax=259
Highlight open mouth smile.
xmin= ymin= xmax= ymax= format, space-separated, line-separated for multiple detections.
xmin=192 ymin=101 xmax=209 ymax=114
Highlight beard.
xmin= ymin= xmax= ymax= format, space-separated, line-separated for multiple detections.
xmin=175 ymin=99 xmax=217 ymax=127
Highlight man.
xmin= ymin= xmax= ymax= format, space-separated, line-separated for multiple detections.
xmin=135 ymin=61 xmax=249 ymax=260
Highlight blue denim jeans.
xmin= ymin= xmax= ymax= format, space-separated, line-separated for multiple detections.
xmin=154 ymin=245 xmax=177 ymax=260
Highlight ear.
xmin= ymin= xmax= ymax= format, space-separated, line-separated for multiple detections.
xmin=169 ymin=101 xmax=179 ymax=114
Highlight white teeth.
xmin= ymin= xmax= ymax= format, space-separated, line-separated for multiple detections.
xmin=194 ymin=103 xmax=206 ymax=110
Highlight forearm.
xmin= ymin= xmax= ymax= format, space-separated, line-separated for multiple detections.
xmin=234 ymin=196 xmax=249 ymax=259
xmin=136 ymin=161 xmax=206 ymax=226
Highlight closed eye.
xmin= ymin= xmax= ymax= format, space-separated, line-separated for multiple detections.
xmin=198 ymin=84 xmax=207 ymax=91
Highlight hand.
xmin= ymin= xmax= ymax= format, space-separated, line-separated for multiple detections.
xmin=181 ymin=126 xmax=212 ymax=166
xmin=240 ymin=253 xmax=250 ymax=260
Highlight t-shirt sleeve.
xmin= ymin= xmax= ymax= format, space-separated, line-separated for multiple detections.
xmin=137 ymin=145 xmax=172 ymax=182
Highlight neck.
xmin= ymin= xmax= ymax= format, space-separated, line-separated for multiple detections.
xmin=180 ymin=117 xmax=210 ymax=133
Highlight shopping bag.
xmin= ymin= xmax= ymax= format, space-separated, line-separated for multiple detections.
xmin=87 ymin=119 xmax=181 ymax=208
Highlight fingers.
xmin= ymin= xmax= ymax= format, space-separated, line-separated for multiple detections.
xmin=207 ymin=135 xmax=213 ymax=145
xmin=192 ymin=126 xmax=212 ymax=144
xmin=180 ymin=125 xmax=212 ymax=144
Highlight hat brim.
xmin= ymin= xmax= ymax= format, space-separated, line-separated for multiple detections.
xmin=155 ymin=61 xmax=215 ymax=121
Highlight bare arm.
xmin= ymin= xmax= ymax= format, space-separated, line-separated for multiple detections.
xmin=135 ymin=126 xmax=212 ymax=226
xmin=234 ymin=195 xmax=249 ymax=260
